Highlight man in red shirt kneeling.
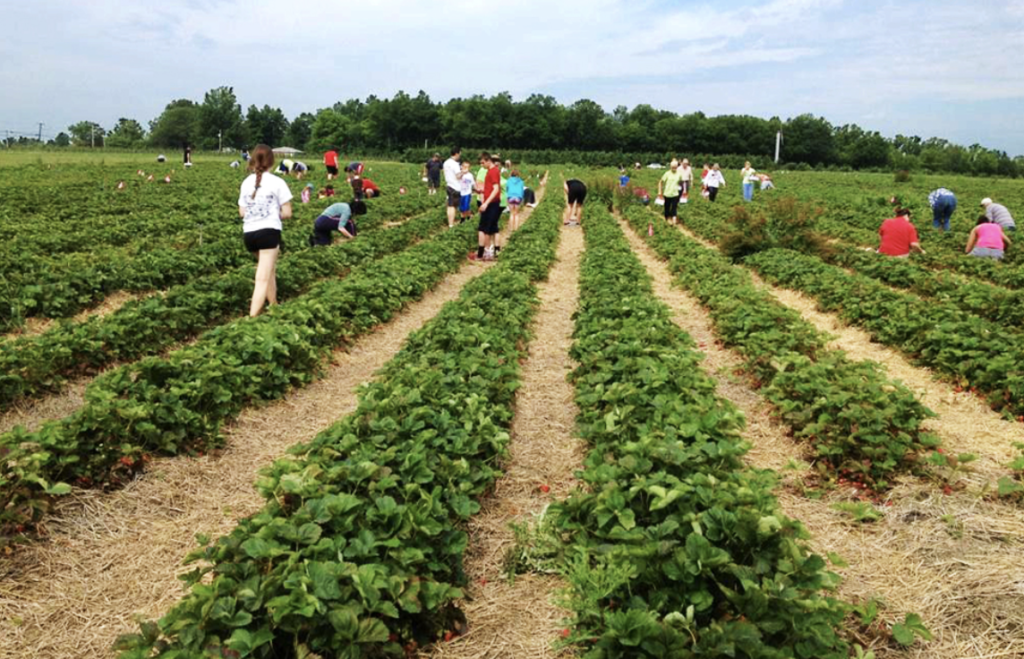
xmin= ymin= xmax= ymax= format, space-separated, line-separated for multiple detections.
xmin=878 ymin=208 xmax=926 ymax=257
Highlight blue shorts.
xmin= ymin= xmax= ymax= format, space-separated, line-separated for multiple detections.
xmin=459 ymin=194 xmax=472 ymax=212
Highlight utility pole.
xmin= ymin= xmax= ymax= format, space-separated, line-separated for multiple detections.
xmin=218 ymin=130 xmax=223 ymax=152
xmin=774 ymin=130 xmax=783 ymax=164
xmin=91 ymin=125 xmax=95 ymax=148
xmin=38 ymin=123 xmax=44 ymax=143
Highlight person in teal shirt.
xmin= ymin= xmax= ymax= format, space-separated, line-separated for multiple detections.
xmin=312 ymin=202 xmax=357 ymax=245
xmin=506 ymin=169 xmax=525 ymax=231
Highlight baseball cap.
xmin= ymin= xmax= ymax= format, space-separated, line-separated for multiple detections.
xmin=981 ymin=197 xmax=993 ymax=206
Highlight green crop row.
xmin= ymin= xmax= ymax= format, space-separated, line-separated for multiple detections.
xmin=744 ymin=248 xmax=1024 ymax=418
xmin=622 ymin=202 xmax=939 ymax=489
xmin=552 ymin=202 xmax=853 ymax=657
xmin=113 ymin=191 xmax=564 ymax=659
xmin=0 ymin=164 xmax=433 ymax=330
xmin=0 ymin=214 xmax=476 ymax=542
xmin=0 ymin=207 xmax=446 ymax=407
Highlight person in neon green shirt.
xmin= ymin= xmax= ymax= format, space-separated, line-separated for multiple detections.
xmin=657 ymin=159 xmax=686 ymax=225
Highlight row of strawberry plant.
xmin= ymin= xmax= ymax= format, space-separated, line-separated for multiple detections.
xmin=623 ymin=201 xmax=939 ymax=489
xmin=0 ymin=207 xmax=447 ymax=407
xmin=744 ymin=247 xmax=1024 ymax=418
xmin=113 ymin=193 xmax=565 ymax=659
xmin=0 ymin=214 xmax=478 ymax=541
xmin=551 ymin=202 xmax=855 ymax=657
xmin=827 ymin=244 xmax=1024 ymax=331
xmin=0 ymin=164 xmax=432 ymax=329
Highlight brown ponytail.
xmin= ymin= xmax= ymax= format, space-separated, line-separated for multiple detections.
xmin=249 ymin=144 xmax=274 ymax=199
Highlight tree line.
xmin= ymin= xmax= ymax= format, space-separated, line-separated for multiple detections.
xmin=27 ymin=86 xmax=1024 ymax=177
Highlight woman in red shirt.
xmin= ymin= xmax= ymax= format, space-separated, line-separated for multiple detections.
xmin=878 ymin=208 xmax=926 ymax=257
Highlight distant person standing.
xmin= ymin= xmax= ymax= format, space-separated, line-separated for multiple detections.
xmin=238 ymin=144 xmax=293 ymax=317
xmin=657 ymin=159 xmax=685 ymax=225
xmin=183 ymin=144 xmax=193 ymax=167
xmin=740 ymin=161 xmax=757 ymax=202
xmin=324 ymin=148 xmax=340 ymax=180
xmin=564 ymin=178 xmax=587 ymax=226
xmin=700 ymin=163 xmax=710 ymax=199
xmin=424 ymin=153 xmax=442 ymax=195
xmin=981 ymin=198 xmax=1016 ymax=232
xmin=459 ymin=161 xmax=475 ymax=224
xmin=506 ymin=168 xmax=525 ymax=231
xmin=878 ymin=208 xmax=925 ymax=257
xmin=928 ymin=187 xmax=957 ymax=231
xmin=679 ymin=158 xmax=693 ymax=201
xmin=443 ymin=147 xmax=462 ymax=228
xmin=470 ymin=153 xmax=502 ymax=261
xmin=965 ymin=216 xmax=1010 ymax=260
xmin=703 ymin=164 xmax=726 ymax=202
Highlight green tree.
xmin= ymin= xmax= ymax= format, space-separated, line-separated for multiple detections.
xmin=286 ymin=112 xmax=316 ymax=151
xmin=245 ymin=104 xmax=288 ymax=147
xmin=783 ymin=114 xmax=836 ymax=165
xmin=53 ymin=132 xmax=71 ymax=147
xmin=198 ymin=86 xmax=245 ymax=150
xmin=106 ymin=118 xmax=146 ymax=148
xmin=68 ymin=121 xmax=105 ymax=147
xmin=148 ymin=99 xmax=200 ymax=148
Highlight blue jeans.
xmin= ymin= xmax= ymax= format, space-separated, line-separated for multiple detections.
xmin=932 ymin=195 xmax=956 ymax=231
xmin=743 ymin=182 xmax=754 ymax=201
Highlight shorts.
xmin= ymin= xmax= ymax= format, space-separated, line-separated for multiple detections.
xmin=243 ymin=228 xmax=282 ymax=252
xmin=428 ymin=175 xmax=440 ymax=189
xmin=446 ymin=187 xmax=462 ymax=207
xmin=460 ymin=194 xmax=472 ymax=212
xmin=970 ymin=247 xmax=1004 ymax=259
xmin=508 ymin=197 xmax=522 ymax=207
xmin=567 ymin=183 xmax=587 ymax=205
xmin=478 ymin=203 xmax=501 ymax=235
xmin=326 ymin=165 xmax=338 ymax=176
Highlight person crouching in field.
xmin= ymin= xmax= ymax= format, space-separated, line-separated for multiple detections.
xmin=239 ymin=144 xmax=293 ymax=316
xmin=965 ymin=215 xmax=1011 ymax=260
xmin=311 ymin=200 xmax=366 ymax=246
xmin=877 ymin=208 xmax=925 ymax=258
xmin=564 ymin=178 xmax=587 ymax=226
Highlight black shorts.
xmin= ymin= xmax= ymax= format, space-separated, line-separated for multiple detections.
xmin=244 ymin=228 xmax=282 ymax=252
xmin=428 ymin=175 xmax=440 ymax=189
xmin=326 ymin=165 xmax=338 ymax=176
xmin=446 ymin=186 xmax=462 ymax=207
xmin=478 ymin=203 xmax=501 ymax=235
xmin=567 ymin=182 xmax=587 ymax=205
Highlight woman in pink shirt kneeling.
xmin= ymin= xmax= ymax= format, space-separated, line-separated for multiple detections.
xmin=965 ymin=216 xmax=1011 ymax=260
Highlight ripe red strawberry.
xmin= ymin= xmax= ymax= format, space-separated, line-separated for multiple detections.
xmin=444 ymin=631 xmax=455 ymax=642
xmin=539 ymin=484 xmax=550 ymax=494
xmin=561 ymin=628 xmax=571 ymax=638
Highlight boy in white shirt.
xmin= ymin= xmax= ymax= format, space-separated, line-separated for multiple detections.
xmin=459 ymin=161 xmax=475 ymax=224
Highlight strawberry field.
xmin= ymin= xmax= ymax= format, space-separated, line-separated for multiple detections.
xmin=1 ymin=155 xmax=1023 ymax=659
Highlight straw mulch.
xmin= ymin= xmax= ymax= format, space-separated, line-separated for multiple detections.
xmin=427 ymin=193 xmax=585 ymax=659
xmin=1 ymin=290 xmax=143 ymax=343
xmin=651 ymin=221 xmax=1024 ymax=659
xmin=0 ymin=377 xmax=90 ymax=436
xmin=0 ymin=259 xmax=500 ymax=659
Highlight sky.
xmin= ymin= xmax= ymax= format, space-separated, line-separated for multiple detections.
xmin=2 ymin=0 xmax=1024 ymax=154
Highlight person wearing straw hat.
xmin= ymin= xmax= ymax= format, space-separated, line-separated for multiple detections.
xmin=981 ymin=198 xmax=1015 ymax=232
xmin=657 ymin=159 xmax=685 ymax=225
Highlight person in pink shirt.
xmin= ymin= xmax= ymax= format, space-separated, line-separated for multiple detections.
xmin=965 ymin=216 xmax=1011 ymax=260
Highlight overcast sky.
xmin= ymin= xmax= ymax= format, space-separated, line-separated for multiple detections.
xmin=3 ymin=0 xmax=1024 ymax=154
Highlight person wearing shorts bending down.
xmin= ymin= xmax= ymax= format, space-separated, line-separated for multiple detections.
xmin=470 ymin=154 xmax=502 ymax=261
xmin=311 ymin=201 xmax=366 ymax=246
xmin=564 ymin=178 xmax=587 ymax=225
xmin=238 ymin=144 xmax=293 ymax=317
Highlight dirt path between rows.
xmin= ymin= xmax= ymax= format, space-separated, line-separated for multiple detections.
xmin=428 ymin=219 xmax=584 ymax=659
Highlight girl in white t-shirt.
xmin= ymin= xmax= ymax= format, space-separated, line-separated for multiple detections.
xmin=238 ymin=144 xmax=293 ymax=316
